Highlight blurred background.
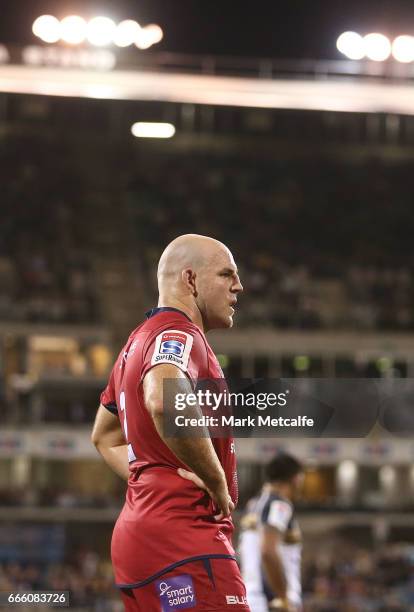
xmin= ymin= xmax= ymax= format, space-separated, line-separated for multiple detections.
xmin=1 ymin=0 xmax=414 ymax=610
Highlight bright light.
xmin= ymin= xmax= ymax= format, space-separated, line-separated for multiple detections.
xmin=113 ymin=20 xmax=141 ymax=47
xmin=32 ymin=15 xmax=61 ymax=44
xmin=32 ymin=14 xmax=163 ymax=49
xmin=392 ymin=35 xmax=414 ymax=63
xmin=336 ymin=31 xmax=365 ymax=60
xmin=134 ymin=29 xmax=155 ymax=49
xmin=379 ymin=465 xmax=396 ymax=489
xmin=337 ymin=460 xmax=358 ymax=486
xmin=135 ymin=25 xmax=164 ymax=49
xmin=22 ymin=45 xmax=116 ymax=69
xmin=60 ymin=16 xmax=87 ymax=45
xmin=87 ymin=17 xmax=116 ymax=46
xmin=144 ymin=24 xmax=163 ymax=44
xmin=131 ymin=122 xmax=176 ymax=138
xmin=363 ymin=33 xmax=391 ymax=61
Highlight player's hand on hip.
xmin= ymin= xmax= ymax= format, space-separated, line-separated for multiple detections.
xmin=177 ymin=468 xmax=234 ymax=520
xmin=269 ymin=598 xmax=295 ymax=611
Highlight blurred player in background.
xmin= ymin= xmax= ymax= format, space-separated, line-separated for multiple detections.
xmin=92 ymin=234 xmax=249 ymax=611
xmin=239 ymin=454 xmax=304 ymax=612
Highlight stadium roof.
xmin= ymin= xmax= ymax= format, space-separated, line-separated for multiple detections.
xmin=3 ymin=62 xmax=414 ymax=115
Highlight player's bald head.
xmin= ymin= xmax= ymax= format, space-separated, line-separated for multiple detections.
xmin=157 ymin=234 xmax=242 ymax=331
xmin=157 ymin=234 xmax=229 ymax=292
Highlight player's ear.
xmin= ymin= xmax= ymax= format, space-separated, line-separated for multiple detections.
xmin=182 ymin=268 xmax=197 ymax=297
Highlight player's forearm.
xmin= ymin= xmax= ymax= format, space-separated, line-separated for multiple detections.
xmin=145 ymin=366 xmax=227 ymax=492
xmin=262 ymin=550 xmax=288 ymax=600
xmin=152 ymin=412 xmax=226 ymax=490
xmin=92 ymin=405 xmax=129 ymax=481
xmin=95 ymin=443 xmax=129 ymax=482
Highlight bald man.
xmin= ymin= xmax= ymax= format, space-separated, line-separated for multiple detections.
xmin=92 ymin=235 xmax=249 ymax=611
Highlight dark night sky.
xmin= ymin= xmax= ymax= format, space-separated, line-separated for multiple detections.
xmin=1 ymin=0 xmax=414 ymax=59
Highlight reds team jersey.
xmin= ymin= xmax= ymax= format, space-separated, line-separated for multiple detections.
xmin=100 ymin=307 xmax=238 ymax=586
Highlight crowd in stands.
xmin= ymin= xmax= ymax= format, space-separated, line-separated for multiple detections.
xmin=2 ymin=129 xmax=414 ymax=331
xmin=126 ymin=153 xmax=414 ymax=330
xmin=0 ymin=136 xmax=97 ymax=324
xmin=0 ymin=551 xmax=121 ymax=611
xmin=0 ymin=542 xmax=412 ymax=611
xmin=303 ymin=542 xmax=414 ymax=611
xmin=0 ymin=487 xmax=122 ymax=509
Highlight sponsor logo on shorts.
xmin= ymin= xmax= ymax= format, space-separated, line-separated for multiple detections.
xmin=156 ymin=574 xmax=196 ymax=611
xmin=226 ymin=595 xmax=248 ymax=605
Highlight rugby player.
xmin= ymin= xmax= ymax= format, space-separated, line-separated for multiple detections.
xmin=239 ymin=454 xmax=304 ymax=612
xmin=92 ymin=234 xmax=249 ymax=611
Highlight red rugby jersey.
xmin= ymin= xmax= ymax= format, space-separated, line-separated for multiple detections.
xmin=100 ymin=307 xmax=238 ymax=585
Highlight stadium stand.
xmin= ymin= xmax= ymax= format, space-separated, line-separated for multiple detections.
xmin=1 ymin=120 xmax=414 ymax=331
xmin=1 ymin=66 xmax=414 ymax=612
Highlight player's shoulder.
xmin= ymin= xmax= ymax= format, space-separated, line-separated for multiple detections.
xmin=261 ymin=492 xmax=293 ymax=532
xmin=144 ymin=314 xmax=204 ymax=353
xmin=144 ymin=310 xmax=201 ymax=336
xmin=142 ymin=311 xmax=206 ymax=374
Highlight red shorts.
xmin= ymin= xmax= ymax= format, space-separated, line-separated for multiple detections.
xmin=119 ymin=556 xmax=250 ymax=612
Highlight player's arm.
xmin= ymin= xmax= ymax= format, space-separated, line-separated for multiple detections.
xmin=143 ymin=363 xmax=233 ymax=518
xmin=91 ymin=404 xmax=129 ymax=481
xmin=261 ymin=525 xmax=290 ymax=610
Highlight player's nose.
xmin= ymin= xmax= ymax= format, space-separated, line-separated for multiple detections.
xmin=233 ymin=275 xmax=243 ymax=293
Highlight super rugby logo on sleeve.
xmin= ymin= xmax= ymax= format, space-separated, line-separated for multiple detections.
xmin=151 ymin=330 xmax=193 ymax=372
xmin=156 ymin=575 xmax=196 ymax=611
xmin=268 ymin=500 xmax=293 ymax=532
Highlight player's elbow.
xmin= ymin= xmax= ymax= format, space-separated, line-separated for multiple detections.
xmin=91 ymin=427 xmax=103 ymax=449
xmin=91 ymin=418 xmax=106 ymax=449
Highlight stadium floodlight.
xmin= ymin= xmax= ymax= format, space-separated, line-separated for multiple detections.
xmin=60 ymin=16 xmax=87 ymax=45
xmin=113 ymin=19 xmax=141 ymax=47
xmin=363 ymin=33 xmax=391 ymax=61
xmin=336 ymin=31 xmax=365 ymax=60
xmin=131 ymin=122 xmax=176 ymax=138
xmin=144 ymin=24 xmax=163 ymax=45
xmin=87 ymin=17 xmax=116 ymax=46
xmin=32 ymin=15 xmax=61 ymax=43
xmin=392 ymin=35 xmax=414 ymax=63
xmin=134 ymin=28 xmax=156 ymax=49
xmin=134 ymin=24 xmax=163 ymax=49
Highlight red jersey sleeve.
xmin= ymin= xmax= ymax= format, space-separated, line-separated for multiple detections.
xmin=141 ymin=325 xmax=206 ymax=384
xmin=100 ymin=364 xmax=118 ymax=416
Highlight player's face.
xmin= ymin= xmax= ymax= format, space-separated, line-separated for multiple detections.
xmin=292 ymin=472 xmax=305 ymax=499
xmin=196 ymin=248 xmax=243 ymax=331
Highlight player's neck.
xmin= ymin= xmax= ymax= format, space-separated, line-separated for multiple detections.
xmin=157 ymin=298 xmax=205 ymax=332
xmin=267 ymin=482 xmax=292 ymax=501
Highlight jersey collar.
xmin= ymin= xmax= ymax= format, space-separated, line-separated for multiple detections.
xmin=145 ymin=306 xmax=192 ymax=322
